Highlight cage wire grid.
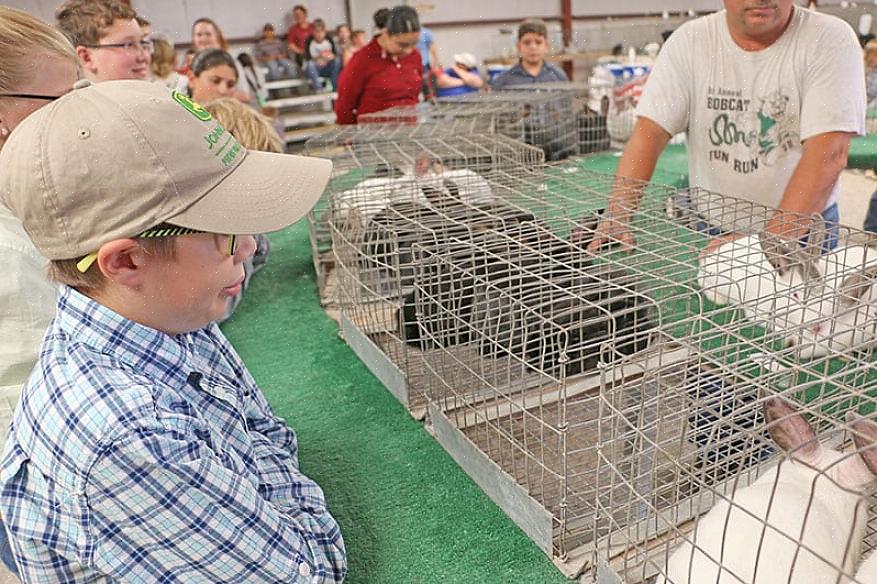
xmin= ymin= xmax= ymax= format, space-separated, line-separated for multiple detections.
xmin=448 ymin=91 xmax=581 ymax=162
xmin=356 ymin=100 xmax=524 ymax=137
xmin=499 ymin=81 xmax=611 ymax=156
xmin=402 ymin=173 xmax=877 ymax=575
xmin=302 ymin=128 xmax=544 ymax=304
xmin=313 ymin=132 xmax=546 ymax=411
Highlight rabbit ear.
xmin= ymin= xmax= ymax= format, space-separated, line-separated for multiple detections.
xmin=844 ymin=412 xmax=877 ymax=484
xmin=838 ymin=267 xmax=877 ymax=306
xmin=764 ymin=397 xmax=822 ymax=465
xmin=760 ymin=233 xmax=806 ymax=279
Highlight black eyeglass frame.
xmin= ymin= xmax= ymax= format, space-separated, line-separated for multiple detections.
xmin=0 ymin=93 xmax=60 ymax=101
xmin=82 ymin=39 xmax=154 ymax=53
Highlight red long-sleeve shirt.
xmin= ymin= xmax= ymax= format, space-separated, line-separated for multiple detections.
xmin=334 ymin=37 xmax=422 ymax=125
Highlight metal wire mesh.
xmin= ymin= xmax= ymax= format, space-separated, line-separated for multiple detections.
xmin=355 ymin=99 xmax=529 ymax=139
xmin=454 ymin=92 xmax=580 ymax=161
xmin=407 ymin=170 xmax=877 ymax=570
xmin=317 ymin=132 xmax=546 ymax=410
xmin=302 ymin=128 xmax=544 ymax=303
xmin=501 ymin=81 xmax=611 ymax=156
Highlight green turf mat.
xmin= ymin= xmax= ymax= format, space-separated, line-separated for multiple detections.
xmin=220 ymin=221 xmax=570 ymax=583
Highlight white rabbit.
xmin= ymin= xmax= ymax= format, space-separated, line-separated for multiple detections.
xmin=783 ymin=245 xmax=877 ymax=359
xmin=332 ymin=176 xmax=427 ymax=222
xmin=437 ymin=169 xmax=494 ymax=206
xmin=656 ymin=398 xmax=877 ymax=584
xmin=697 ymin=232 xmax=820 ymax=329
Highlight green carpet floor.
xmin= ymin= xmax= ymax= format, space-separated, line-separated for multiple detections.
xmin=220 ymin=221 xmax=571 ymax=583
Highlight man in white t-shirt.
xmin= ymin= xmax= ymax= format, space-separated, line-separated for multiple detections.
xmin=589 ymin=1 xmax=865 ymax=253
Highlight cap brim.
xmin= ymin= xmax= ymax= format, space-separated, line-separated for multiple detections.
xmin=167 ymin=150 xmax=332 ymax=235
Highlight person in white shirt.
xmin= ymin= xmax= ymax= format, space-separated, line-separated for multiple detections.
xmin=0 ymin=7 xmax=79 ymax=447
xmin=588 ymin=1 xmax=865 ymax=253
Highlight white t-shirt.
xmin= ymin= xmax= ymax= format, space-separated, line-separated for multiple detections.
xmin=637 ymin=6 xmax=865 ymax=230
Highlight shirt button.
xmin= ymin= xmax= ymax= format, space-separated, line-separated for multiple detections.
xmin=298 ymin=563 xmax=311 ymax=577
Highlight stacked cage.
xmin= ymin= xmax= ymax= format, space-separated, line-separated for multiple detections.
xmin=356 ymin=100 xmax=520 ymax=138
xmin=311 ymin=130 xmax=545 ymax=413
xmin=410 ymin=166 xmax=675 ymax=573
xmin=502 ymin=81 xmax=611 ymax=156
xmin=411 ymin=176 xmax=877 ymax=578
xmin=591 ymin=191 xmax=877 ymax=583
xmin=452 ymin=92 xmax=580 ymax=161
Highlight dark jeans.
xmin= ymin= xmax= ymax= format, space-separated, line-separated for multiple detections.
xmin=865 ymin=189 xmax=877 ymax=234
xmin=0 ymin=516 xmax=18 ymax=577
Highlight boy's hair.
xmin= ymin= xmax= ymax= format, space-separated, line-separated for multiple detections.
xmin=517 ymin=18 xmax=548 ymax=41
xmin=293 ymin=5 xmax=307 ymax=15
xmin=385 ymin=6 xmax=420 ymax=36
xmin=49 ymin=237 xmax=175 ymax=292
xmin=352 ymin=29 xmax=366 ymax=39
xmin=55 ymin=0 xmax=136 ymax=47
xmin=263 ymin=23 xmax=275 ymax=33
xmin=313 ymin=18 xmax=326 ymax=31
xmin=191 ymin=17 xmax=228 ymax=51
xmin=191 ymin=48 xmax=238 ymax=79
xmin=0 ymin=6 xmax=77 ymax=97
xmin=373 ymin=8 xmax=390 ymax=30
xmin=204 ymin=98 xmax=284 ymax=154
xmin=149 ymin=37 xmax=175 ymax=78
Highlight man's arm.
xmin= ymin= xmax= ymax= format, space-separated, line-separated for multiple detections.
xmin=765 ymin=131 xmax=853 ymax=238
xmin=587 ymin=116 xmax=671 ymax=251
xmin=86 ymin=428 xmax=347 ymax=583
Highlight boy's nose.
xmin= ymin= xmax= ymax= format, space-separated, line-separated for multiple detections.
xmin=235 ymin=234 xmax=257 ymax=259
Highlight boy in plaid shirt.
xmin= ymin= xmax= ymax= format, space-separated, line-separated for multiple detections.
xmin=0 ymin=80 xmax=346 ymax=582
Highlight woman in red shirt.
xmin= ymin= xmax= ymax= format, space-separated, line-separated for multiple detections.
xmin=334 ymin=5 xmax=422 ymax=125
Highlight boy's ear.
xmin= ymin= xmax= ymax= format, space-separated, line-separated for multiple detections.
xmin=95 ymin=238 xmax=151 ymax=288
xmin=75 ymin=45 xmax=97 ymax=75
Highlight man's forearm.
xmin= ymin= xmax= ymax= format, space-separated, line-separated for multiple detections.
xmin=767 ymin=132 xmax=852 ymax=238
xmin=608 ymin=116 xmax=671 ymax=220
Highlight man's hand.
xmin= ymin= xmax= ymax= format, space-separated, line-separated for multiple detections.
xmin=585 ymin=216 xmax=636 ymax=252
xmin=701 ymin=232 xmax=743 ymax=257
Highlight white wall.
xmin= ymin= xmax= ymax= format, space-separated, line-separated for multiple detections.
xmin=132 ymin=0 xmax=347 ymax=44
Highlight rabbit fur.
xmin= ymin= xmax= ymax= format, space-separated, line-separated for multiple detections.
xmin=656 ymin=398 xmax=877 ymax=584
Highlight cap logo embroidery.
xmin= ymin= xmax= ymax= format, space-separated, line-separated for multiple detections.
xmin=171 ymin=90 xmax=212 ymax=121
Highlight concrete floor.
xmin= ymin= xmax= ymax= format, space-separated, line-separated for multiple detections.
xmin=0 ymin=171 xmax=871 ymax=584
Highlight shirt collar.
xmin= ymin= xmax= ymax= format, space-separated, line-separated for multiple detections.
xmin=55 ymin=286 xmax=197 ymax=388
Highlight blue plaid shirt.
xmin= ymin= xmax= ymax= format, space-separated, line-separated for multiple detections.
xmin=0 ymin=286 xmax=346 ymax=583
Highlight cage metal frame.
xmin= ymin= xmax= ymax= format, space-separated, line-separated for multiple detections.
xmin=308 ymin=130 xmax=546 ymax=413
xmin=500 ymin=81 xmax=612 ymax=156
xmin=405 ymin=171 xmax=877 ymax=577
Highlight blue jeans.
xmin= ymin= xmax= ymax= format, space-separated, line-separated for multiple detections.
xmin=264 ymin=58 xmax=299 ymax=81
xmin=677 ymin=190 xmax=840 ymax=251
xmin=0 ymin=516 xmax=18 ymax=577
xmin=305 ymin=59 xmax=340 ymax=91
xmin=865 ymin=189 xmax=877 ymax=234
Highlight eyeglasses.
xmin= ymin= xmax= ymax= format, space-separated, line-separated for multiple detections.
xmin=76 ymin=225 xmax=239 ymax=273
xmin=83 ymin=39 xmax=154 ymax=54
xmin=0 ymin=93 xmax=60 ymax=101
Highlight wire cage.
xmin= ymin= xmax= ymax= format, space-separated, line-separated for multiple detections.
xmin=317 ymin=132 xmax=546 ymax=413
xmin=409 ymin=176 xmax=877 ymax=577
xmin=501 ymin=81 xmax=611 ymax=156
xmin=450 ymin=91 xmax=580 ymax=161
xmin=356 ymin=100 xmax=521 ymax=137
xmin=303 ymin=125 xmax=537 ymax=301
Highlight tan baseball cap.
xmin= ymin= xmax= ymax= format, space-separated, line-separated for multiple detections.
xmin=0 ymin=80 xmax=332 ymax=260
